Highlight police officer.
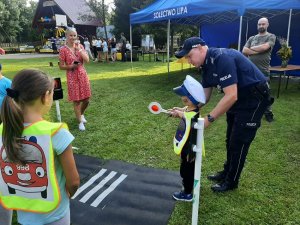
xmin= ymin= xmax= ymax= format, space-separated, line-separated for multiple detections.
xmin=175 ymin=37 xmax=274 ymax=192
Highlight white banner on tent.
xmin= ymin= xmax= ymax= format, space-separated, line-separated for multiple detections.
xmin=153 ymin=6 xmax=188 ymax=19
xmin=141 ymin=35 xmax=155 ymax=51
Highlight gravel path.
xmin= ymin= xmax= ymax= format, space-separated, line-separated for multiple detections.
xmin=0 ymin=53 xmax=58 ymax=59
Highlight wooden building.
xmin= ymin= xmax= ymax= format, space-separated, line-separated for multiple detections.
xmin=32 ymin=0 xmax=102 ymax=37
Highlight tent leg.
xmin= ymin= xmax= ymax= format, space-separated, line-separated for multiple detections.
xmin=167 ymin=19 xmax=170 ymax=79
xmin=130 ymin=25 xmax=133 ymax=72
xmin=245 ymin=19 xmax=249 ymax=42
xmin=287 ymin=9 xmax=292 ymax=46
xmin=238 ymin=16 xmax=243 ymax=52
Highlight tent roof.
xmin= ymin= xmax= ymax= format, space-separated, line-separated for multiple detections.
xmin=33 ymin=0 xmax=102 ymax=27
xmin=130 ymin=0 xmax=300 ymax=25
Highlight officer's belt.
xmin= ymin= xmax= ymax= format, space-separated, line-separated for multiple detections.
xmin=238 ymin=82 xmax=270 ymax=99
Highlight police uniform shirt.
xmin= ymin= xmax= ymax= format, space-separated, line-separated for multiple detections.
xmin=201 ymin=48 xmax=267 ymax=90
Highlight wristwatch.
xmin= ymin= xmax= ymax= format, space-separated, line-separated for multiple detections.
xmin=207 ymin=114 xmax=215 ymax=123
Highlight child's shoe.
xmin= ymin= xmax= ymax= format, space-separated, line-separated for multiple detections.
xmin=172 ymin=191 xmax=193 ymax=202
xmin=79 ymin=122 xmax=86 ymax=131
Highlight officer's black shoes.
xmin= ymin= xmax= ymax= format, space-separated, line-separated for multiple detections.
xmin=207 ymin=171 xmax=226 ymax=182
xmin=264 ymin=110 xmax=274 ymax=123
xmin=265 ymin=113 xmax=274 ymax=122
xmin=211 ymin=182 xmax=238 ymax=193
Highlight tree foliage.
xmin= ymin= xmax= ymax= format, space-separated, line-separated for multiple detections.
xmin=0 ymin=0 xmax=23 ymax=42
xmin=0 ymin=0 xmax=38 ymax=43
xmin=84 ymin=0 xmax=110 ymax=39
xmin=18 ymin=0 xmax=39 ymax=43
xmin=111 ymin=0 xmax=134 ymax=41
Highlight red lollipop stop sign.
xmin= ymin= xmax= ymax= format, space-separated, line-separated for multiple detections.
xmin=148 ymin=102 xmax=169 ymax=114
xmin=151 ymin=104 xmax=159 ymax=112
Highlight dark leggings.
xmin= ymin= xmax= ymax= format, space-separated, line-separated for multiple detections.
xmin=180 ymin=150 xmax=195 ymax=194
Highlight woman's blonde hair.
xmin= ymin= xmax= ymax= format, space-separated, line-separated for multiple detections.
xmin=65 ymin=27 xmax=77 ymax=35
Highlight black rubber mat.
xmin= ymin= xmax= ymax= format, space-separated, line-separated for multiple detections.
xmin=71 ymin=154 xmax=181 ymax=225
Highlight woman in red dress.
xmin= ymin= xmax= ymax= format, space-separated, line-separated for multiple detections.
xmin=59 ymin=27 xmax=91 ymax=131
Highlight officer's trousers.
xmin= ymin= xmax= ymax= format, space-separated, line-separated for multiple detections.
xmin=223 ymin=91 xmax=270 ymax=186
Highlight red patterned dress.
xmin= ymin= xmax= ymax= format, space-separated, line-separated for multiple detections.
xmin=59 ymin=44 xmax=91 ymax=101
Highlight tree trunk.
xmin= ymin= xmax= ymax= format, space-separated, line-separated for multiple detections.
xmin=102 ymin=0 xmax=108 ymax=40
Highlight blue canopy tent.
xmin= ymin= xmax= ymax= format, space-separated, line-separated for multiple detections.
xmin=129 ymin=0 xmax=300 ymax=74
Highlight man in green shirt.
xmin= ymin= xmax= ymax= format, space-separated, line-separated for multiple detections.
xmin=243 ymin=17 xmax=276 ymax=122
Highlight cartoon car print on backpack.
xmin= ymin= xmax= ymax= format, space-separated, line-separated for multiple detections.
xmin=0 ymin=136 xmax=48 ymax=198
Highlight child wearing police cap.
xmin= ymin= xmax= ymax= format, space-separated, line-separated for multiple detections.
xmin=169 ymin=75 xmax=206 ymax=202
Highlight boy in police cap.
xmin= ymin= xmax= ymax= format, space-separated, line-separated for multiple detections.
xmin=169 ymin=75 xmax=205 ymax=201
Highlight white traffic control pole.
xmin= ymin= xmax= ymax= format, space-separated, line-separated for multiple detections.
xmin=192 ymin=118 xmax=205 ymax=225
xmin=55 ymin=100 xmax=61 ymax=122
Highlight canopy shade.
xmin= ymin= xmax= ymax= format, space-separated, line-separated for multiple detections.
xmin=130 ymin=0 xmax=300 ymax=25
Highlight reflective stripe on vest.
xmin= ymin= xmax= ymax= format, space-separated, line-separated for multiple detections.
xmin=0 ymin=120 xmax=68 ymax=213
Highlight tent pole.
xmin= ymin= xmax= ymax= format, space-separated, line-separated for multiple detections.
xmin=245 ymin=19 xmax=249 ymax=42
xmin=287 ymin=9 xmax=292 ymax=46
xmin=238 ymin=16 xmax=243 ymax=51
xmin=167 ymin=19 xmax=170 ymax=79
xmin=130 ymin=25 xmax=133 ymax=72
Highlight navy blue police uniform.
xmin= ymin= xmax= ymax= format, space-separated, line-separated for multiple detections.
xmin=202 ymin=48 xmax=273 ymax=188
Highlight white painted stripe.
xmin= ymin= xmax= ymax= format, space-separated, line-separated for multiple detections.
xmin=72 ymin=169 xmax=107 ymax=199
xmin=79 ymin=171 xmax=117 ymax=203
xmin=90 ymin=174 xmax=127 ymax=207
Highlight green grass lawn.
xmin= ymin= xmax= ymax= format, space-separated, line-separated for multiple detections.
xmin=1 ymin=57 xmax=299 ymax=225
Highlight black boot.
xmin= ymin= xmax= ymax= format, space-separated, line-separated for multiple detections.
xmin=211 ymin=181 xmax=238 ymax=193
xmin=264 ymin=109 xmax=274 ymax=122
xmin=207 ymin=171 xmax=226 ymax=182
xmin=265 ymin=113 xmax=274 ymax=122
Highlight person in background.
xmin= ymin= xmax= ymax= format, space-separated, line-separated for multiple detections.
xmin=51 ymin=37 xmax=58 ymax=54
xmin=169 ymin=75 xmax=206 ymax=202
xmin=126 ymin=41 xmax=132 ymax=52
xmin=91 ymin=36 xmax=98 ymax=61
xmin=119 ymin=32 xmax=127 ymax=62
xmin=102 ymin=38 xmax=109 ymax=63
xmin=0 ymin=63 xmax=12 ymax=225
xmin=0 ymin=69 xmax=80 ymax=225
xmin=242 ymin=17 xmax=276 ymax=122
xmin=110 ymin=36 xmax=117 ymax=62
xmin=175 ymin=37 xmax=273 ymax=192
xmin=59 ymin=27 xmax=91 ymax=131
xmin=96 ymin=37 xmax=103 ymax=62
xmin=84 ymin=37 xmax=94 ymax=61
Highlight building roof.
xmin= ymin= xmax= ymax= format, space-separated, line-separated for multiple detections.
xmin=33 ymin=0 xmax=102 ymax=27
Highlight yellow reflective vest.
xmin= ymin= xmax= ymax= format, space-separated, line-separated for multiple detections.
xmin=0 ymin=120 xmax=67 ymax=213
xmin=173 ymin=111 xmax=205 ymax=156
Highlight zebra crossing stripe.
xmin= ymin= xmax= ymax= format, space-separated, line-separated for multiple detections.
xmin=72 ymin=169 xmax=107 ymax=199
xmin=79 ymin=171 xmax=117 ymax=203
xmin=90 ymin=174 xmax=128 ymax=207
